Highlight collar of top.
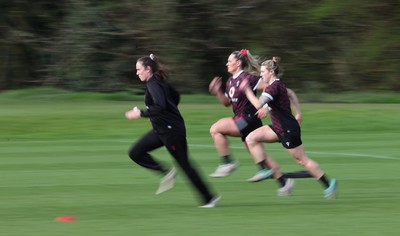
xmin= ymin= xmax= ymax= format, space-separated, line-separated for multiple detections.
xmin=233 ymin=70 xmax=243 ymax=79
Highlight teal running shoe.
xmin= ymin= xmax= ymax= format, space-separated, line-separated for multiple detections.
xmin=247 ymin=169 xmax=273 ymax=182
xmin=323 ymin=179 xmax=337 ymax=199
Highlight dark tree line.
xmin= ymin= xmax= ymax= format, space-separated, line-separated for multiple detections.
xmin=1 ymin=0 xmax=399 ymax=93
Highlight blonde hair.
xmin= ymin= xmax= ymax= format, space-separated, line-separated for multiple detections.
xmin=232 ymin=49 xmax=261 ymax=75
xmin=261 ymin=56 xmax=281 ymax=76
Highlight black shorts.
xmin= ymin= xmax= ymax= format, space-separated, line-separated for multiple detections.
xmin=234 ymin=114 xmax=263 ymax=142
xmin=269 ymin=125 xmax=302 ymax=149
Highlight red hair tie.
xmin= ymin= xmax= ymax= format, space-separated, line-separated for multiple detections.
xmin=240 ymin=49 xmax=247 ymax=57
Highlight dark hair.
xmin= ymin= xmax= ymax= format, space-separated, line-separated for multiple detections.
xmin=137 ymin=54 xmax=169 ymax=80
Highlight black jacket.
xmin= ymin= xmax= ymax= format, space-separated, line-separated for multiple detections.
xmin=140 ymin=75 xmax=185 ymax=134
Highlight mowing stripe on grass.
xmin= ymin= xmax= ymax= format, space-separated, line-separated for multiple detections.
xmin=1 ymin=139 xmax=399 ymax=161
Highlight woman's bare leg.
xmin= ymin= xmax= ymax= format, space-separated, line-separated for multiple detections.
xmin=209 ymin=117 xmax=241 ymax=177
xmin=245 ymin=125 xmax=283 ymax=178
xmin=287 ymin=145 xmax=324 ymax=178
xmin=210 ymin=117 xmax=241 ymax=157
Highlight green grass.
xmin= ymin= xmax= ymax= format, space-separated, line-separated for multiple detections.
xmin=1 ymin=90 xmax=399 ymax=236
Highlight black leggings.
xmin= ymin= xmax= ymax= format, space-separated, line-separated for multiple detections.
xmin=128 ymin=130 xmax=214 ymax=203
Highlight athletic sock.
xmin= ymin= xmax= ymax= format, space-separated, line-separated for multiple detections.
xmin=222 ymin=155 xmax=233 ymax=164
xmin=257 ymin=160 xmax=267 ymax=170
xmin=160 ymin=167 xmax=170 ymax=175
xmin=277 ymin=176 xmax=286 ymax=187
xmin=319 ymin=174 xmax=330 ymax=188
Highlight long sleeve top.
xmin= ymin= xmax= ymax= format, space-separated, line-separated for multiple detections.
xmin=140 ymin=74 xmax=185 ymax=135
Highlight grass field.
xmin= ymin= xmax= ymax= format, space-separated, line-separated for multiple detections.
xmin=1 ymin=91 xmax=399 ymax=236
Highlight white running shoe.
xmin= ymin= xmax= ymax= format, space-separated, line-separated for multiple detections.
xmin=199 ymin=196 xmax=222 ymax=208
xmin=155 ymin=167 xmax=176 ymax=195
xmin=209 ymin=162 xmax=238 ymax=177
xmin=277 ymin=178 xmax=295 ymax=196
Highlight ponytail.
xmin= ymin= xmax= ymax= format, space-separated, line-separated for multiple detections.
xmin=262 ymin=56 xmax=281 ymax=76
xmin=137 ymin=54 xmax=169 ymax=80
xmin=232 ymin=49 xmax=261 ymax=75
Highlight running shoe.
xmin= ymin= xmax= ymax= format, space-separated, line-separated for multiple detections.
xmin=323 ymin=179 xmax=337 ymax=199
xmin=277 ymin=178 xmax=295 ymax=196
xmin=199 ymin=196 xmax=222 ymax=208
xmin=209 ymin=162 xmax=238 ymax=177
xmin=155 ymin=167 xmax=176 ymax=195
xmin=247 ymin=169 xmax=274 ymax=182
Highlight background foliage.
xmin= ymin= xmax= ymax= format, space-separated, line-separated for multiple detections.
xmin=1 ymin=0 xmax=399 ymax=93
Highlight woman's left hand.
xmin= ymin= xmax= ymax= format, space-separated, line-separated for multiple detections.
xmin=238 ymin=80 xmax=250 ymax=91
xmin=295 ymin=113 xmax=302 ymax=124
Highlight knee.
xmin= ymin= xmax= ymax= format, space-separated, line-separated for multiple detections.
xmin=128 ymin=149 xmax=135 ymax=161
xmin=128 ymin=146 xmax=140 ymax=161
xmin=209 ymin=124 xmax=219 ymax=137
xmin=245 ymin=133 xmax=257 ymax=146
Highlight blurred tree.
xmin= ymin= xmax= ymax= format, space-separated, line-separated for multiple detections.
xmin=0 ymin=1 xmax=66 ymax=89
xmin=0 ymin=0 xmax=399 ymax=92
xmin=44 ymin=0 xmax=134 ymax=91
xmin=304 ymin=0 xmax=400 ymax=91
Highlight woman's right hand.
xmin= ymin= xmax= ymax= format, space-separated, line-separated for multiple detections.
xmin=125 ymin=107 xmax=141 ymax=119
xmin=256 ymin=107 xmax=269 ymax=119
xmin=209 ymin=76 xmax=222 ymax=95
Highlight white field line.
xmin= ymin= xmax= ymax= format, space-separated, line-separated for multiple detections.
xmin=188 ymin=144 xmax=400 ymax=161
xmin=1 ymin=139 xmax=399 ymax=161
